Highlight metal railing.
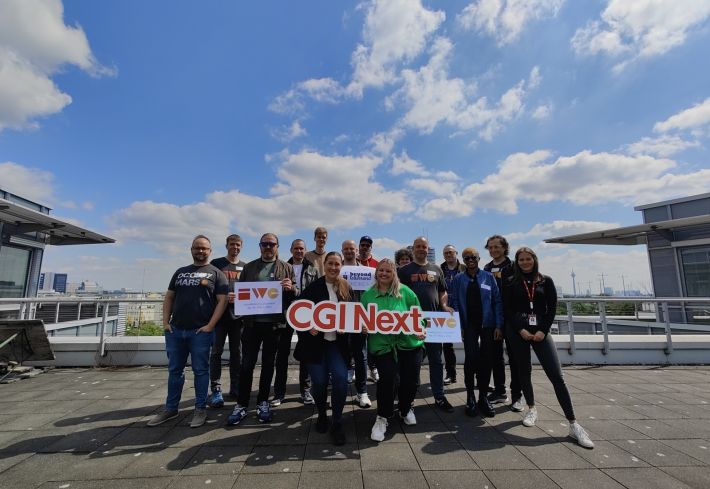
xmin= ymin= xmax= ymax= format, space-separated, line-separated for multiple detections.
xmin=1 ymin=296 xmax=709 ymax=361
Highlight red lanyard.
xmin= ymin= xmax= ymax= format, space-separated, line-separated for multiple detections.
xmin=522 ymin=280 xmax=536 ymax=311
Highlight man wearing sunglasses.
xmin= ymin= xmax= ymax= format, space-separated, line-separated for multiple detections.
xmin=448 ymin=247 xmax=503 ymax=418
xmin=227 ymin=233 xmax=296 ymax=425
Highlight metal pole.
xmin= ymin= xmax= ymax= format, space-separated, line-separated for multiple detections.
xmin=566 ymin=301 xmax=575 ymax=358
xmin=599 ymin=301 xmax=609 ymax=355
xmin=662 ymin=301 xmax=673 ymax=355
xmin=98 ymin=301 xmax=109 ymax=358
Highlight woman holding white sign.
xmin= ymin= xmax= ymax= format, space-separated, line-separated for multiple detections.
xmin=361 ymin=258 xmax=425 ymax=442
xmin=293 ymin=251 xmax=354 ymax=446
xmin=503 ymin=247 xmax=594 ymax=449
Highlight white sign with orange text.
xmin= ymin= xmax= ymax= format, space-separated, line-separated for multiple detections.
xmin=421 ymin=311 xmax=462 ymax=343
xmin=235 ymin=281 xmax=282 ymax=315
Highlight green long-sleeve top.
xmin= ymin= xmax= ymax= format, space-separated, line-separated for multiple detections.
xmin=361 ymin=284 xmax=424 ymax=356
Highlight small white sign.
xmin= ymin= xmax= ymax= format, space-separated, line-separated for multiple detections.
xmin=422 ymin=311 xmax=462 ymax=343
xmin=235 ymin=281 xmax=283 ymax=315
xmin=340 ymin=265 xmax=376 ymax=291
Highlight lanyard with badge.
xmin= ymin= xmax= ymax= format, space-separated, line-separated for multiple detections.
xmin=522 ymin=279 xmax=537 ymax=326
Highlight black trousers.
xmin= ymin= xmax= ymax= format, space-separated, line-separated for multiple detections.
xmin=273 ymin=327 xmax=310 ymax=397
xmin=373 ymin=348 xmax=423 ymax=418
xmin=238 ymin=323 xmax=279 ymax=407
xmin=443 ymin=342 xmax=457 ymax=379
xmin=506 ymin=325 xmax=575 ymax=420
xmin=490 ymin=332 xmax=522 ymax=400
xmin=462 ymin=327 xmax=498 ymax=403
xmin=209 ymin=317 xmax=242 ymax=392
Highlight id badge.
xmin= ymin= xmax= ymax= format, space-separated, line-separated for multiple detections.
xmin=528 ymin=314 xmax=537 ymax=326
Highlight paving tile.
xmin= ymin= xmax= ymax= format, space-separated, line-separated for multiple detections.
xmin=658 ymin=439 xmax=710 ymax=464
xmin=610 ymin=439 xmax=705 ymax=466
xmin=543 ymin=468 xmax=626 ymax=489
xmin=120 ymin=446 xmax=199 ymax=477
xmin=299 ymin=470 xmax=364 ymax=489
xmin=362 ymin=470 xmax=428 ymax=489
xmin=302 ymin=443 xmax=361 ymax=472
xmin=242 ymin=444 xmax=304 ymax=474
xmin=423 ymin=470 xmax=493 ymax=489
xmin=603 ymin=467 xmax=694 ymax=489
xmin=617 ymin=419 xmax=694 ymax=439
xmin=484 ymin=468 xmax=560 ymax=488
xmin=409 ymin=442 xmax=476 ymax=470
xmin=661 ymin=466 xmax=710 ymax=489
xmin=516 ymin=442 xmax=594 ymax=469
xmin=233 ymin=473 xmax=300 ymax=489
xmin=565 ymin=440 xmax=649 ymax=469
xmin=359 ymin=442 xmax=419 ymax=471
xmin=35 ymin=477 xmax=174 ymax=489
xmin=462 ymin=441 xmax=536 ymax=470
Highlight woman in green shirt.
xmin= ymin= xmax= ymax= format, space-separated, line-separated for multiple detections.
xmin=361 ymin=258 xmax=425 ymax=442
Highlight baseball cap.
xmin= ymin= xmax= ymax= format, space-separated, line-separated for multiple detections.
xmin=359 ymin=235 xmax=373 ymax=244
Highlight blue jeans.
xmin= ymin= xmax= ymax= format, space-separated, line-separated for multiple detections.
xmin=307 ymin=342 xmax=348 ymax=423
xmin=425 ymin=342 xmax=445 ymax=399
xmin=165 ymin=327 xmax=214 ymax=411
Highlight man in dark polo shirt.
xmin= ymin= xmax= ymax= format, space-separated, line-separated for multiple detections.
xmin=208 ymin=234 xmax=246 ymax=407
xmin=398 ymin=236 xmax=455 ymax=413
xmin=148 ymin=235 xmax=228 ymax=428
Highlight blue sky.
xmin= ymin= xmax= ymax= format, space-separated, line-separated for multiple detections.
xmin=1 ymin=0 xmax=710 ymax=293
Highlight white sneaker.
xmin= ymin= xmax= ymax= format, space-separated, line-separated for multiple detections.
xmin=522 ymin=407 xmax=538 ymax=427
xmin=370 ymin=415 xmax=388 ymax=442
xmin=569 ymin=422 xmax=595 ymax=449
xmin=357 ymin=393 xmax=372 ymax=408
xmin=511 ymin=399 xmax=524 ymax=412
xmin=369 ymin=367 xmax=380 ymax=382
xmin=401 ymin=409 xmax=417 ymax=426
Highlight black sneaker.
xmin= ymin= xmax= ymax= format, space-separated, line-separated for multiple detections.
xmin=487 ymin=391 xmax=508 ymax=405
xmin=477 ymin=397 xmax=495 ymax=418
xmin=330 ymin=422 xmax=346 ymax=446
xmin=434 ymin=396 xmax=454 ymax=413
xmin=464 ymin=402 xmax=478 ymax=417
xmin=315 ymin=414 xmax=329 ymax=433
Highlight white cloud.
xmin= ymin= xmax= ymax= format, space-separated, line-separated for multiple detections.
xmin=625 ymin=135 xmax=700 ymax=157
xmin=373 ymin=237 xmax=407 ymax=256
xmin=506 ymin=220 xmax=621 ymax=241
xmin=531 ymin=102 xmax=553 ymax=120
xmin=418 ymin=149 xmax=710 ymax=219
xmin=110 ymin=150 xmax=413 ymax=247
xmin=458 ymin=0 xmax=565 ymax=45
xmin=347 ymin=0 xmax=445 ymax=97
xmin=0 ymin=161 xmax=55 ymax=205
xmin=653 ymin=97 xmax=710 ymax=133
xmin=407 ymin=178 xmax=458 ymax=196
xmin=271 ymin=120 xmax=308 ymax=142
xmin=391 ymin=151 xmax=428 ymax=176
xmin=0 ymin=0 xmax=112 ymax=131
xmin=388 ymin=39 xmax=538 ymax=140
xmin=571 ymin=0 xmax=710 ymax=72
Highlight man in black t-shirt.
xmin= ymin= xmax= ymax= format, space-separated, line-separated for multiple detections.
xmin=148 ymin=235 xmax=228 ymax=429
xmin=208 ymin=234 xmax=247 ymax=407
xmin=398 ymin=236 xmax=455 ymax=413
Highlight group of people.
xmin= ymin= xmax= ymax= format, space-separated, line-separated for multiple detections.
xmin=148 ymin=228 xmax=594 ymax=450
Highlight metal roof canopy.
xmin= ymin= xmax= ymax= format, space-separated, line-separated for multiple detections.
xmin=0 ymin=198 xmax=114 ymax=246
xmin=544 ymin=214 xmax=710 ymax=246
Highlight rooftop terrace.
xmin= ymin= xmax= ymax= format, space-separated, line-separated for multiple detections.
xmin=2 ymin=366 xmax=710 ymax=489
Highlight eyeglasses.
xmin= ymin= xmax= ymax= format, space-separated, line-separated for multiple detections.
xmin=463 ymin=255 xmax=479 ymax=262
xmin=259 ymin=242 xmax=277 ymax=248
xmin=360 ymin=243 xmax=372 ymax=248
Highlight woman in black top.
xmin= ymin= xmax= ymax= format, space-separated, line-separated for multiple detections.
xmin=294 ymin=251 xmax=353 ymax=445
xmin=504 ymin=247 xmax=594 ymax=449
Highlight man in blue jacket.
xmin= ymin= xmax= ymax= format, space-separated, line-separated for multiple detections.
xmin=448 ymin=246 xmax=503 ymax=417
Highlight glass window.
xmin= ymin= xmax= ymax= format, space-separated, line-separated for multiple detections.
xmin=0 ymin=246 xmax=31 ymax=298
xmin=681 ymin=247 xmax=710 ymax=297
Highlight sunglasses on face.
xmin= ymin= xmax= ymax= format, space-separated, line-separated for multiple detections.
xmin=463 ymin=255 xmax=479 ymax=262
xmin=260 ymin=242 xmax=277 ymax=248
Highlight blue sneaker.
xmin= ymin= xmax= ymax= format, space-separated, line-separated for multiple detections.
xmin=208 ymin=389 xmax=224 ymax=408
xmin=227 ymin=405 xmax=247 ymax=426
xmin=256 ymin=401 xmax=273 ymax=423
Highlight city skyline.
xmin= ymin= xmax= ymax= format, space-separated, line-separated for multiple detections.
xmin=2 ymin=1 xmax=709 ymax=293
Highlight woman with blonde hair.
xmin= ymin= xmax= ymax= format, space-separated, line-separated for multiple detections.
xmin=361 ymin=258 xmax=425 ymax=442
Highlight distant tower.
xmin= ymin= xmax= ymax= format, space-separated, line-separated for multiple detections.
xmin=571 ymin=270 xmax=577 ymax=297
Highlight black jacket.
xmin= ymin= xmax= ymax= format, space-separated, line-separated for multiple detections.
xmin=502 ymin=274 xmax=557 ymax=335
xmin=293 ymin=276 xmax=355 ymax=364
